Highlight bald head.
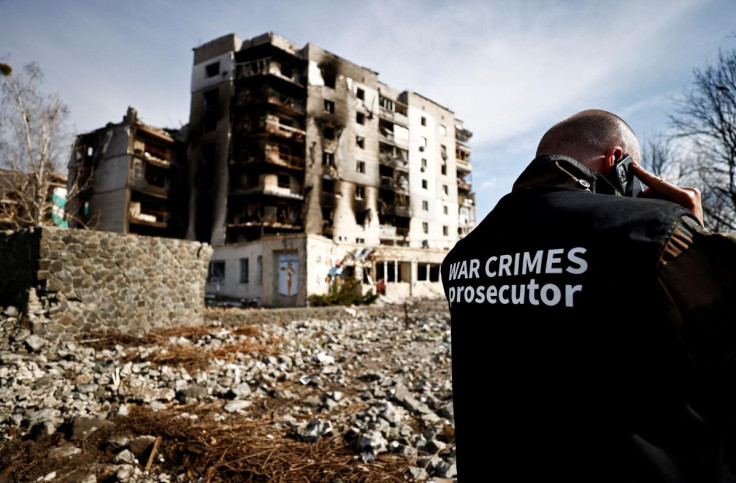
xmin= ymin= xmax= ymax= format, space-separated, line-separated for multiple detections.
xmin=536 ymin=109 xmax=641 ymax=174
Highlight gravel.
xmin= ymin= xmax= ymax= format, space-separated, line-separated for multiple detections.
xmin=0 ymin=300 xmax=456 ymax=482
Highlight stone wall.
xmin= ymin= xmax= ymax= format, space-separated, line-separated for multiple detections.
xmin=0 ymin=227 xmax=212 ymax=340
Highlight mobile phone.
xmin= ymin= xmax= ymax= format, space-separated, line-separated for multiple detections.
xmin=611 ymin=156 xmax=642 ymax=197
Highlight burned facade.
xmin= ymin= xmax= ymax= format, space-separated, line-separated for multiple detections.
xmin=68 ymin=107 xmax=187 ymax=238
xmin=65 ymin=33 xmax=475 ymax=307
xmin=189 ymin=33 xmax=477 ymax=306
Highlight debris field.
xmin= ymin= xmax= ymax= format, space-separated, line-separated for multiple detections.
xmin=0 ymin=301 xmax=456 ymax=482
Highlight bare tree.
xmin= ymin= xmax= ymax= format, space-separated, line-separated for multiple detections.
xmin=670 ymin=48 xmax=736 ymax=232
xmin=0 ymin=62 xmax=73 ymax=229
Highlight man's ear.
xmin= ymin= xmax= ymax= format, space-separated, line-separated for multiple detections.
xmin=604 ymin=146 xmax=625 ymax=169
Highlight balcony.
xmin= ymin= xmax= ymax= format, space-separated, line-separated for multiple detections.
xmin=378 ymin=153 xmax=409 ymax=171
xmin=227 ymin=219 xmax=302 ymax=231
xmin=459 ymin=193 xmax=475 ymax=208
xmin=457 ymin=179 xmax=472 ymax=192
xmin=129 ymin=204 xmax=168 ymax=229
xmin=378 ymin=107 xmax=409 ymax=126
xmin=456 ymin=158 xmax=471 ymax=173
xmin=390 ymin=205 xmax=411 ymax=217
xmin=235 ymin=58 xmax=305 ymax=88
xmin=456 ymin=126 xmax=472 ymax=145
xmin=380 ymin=176 xmax=409 ymax=193
xmin=379 ymin=224 xmax=397 ymax=237
xmin=230 ymin=186 xmax=304 ymax=200
xmin=265 ymin=118 xmax=306 ymax=141
xmin=130 ymin=176 xmax=168 ymax=199
xmin=378 ymin=130 xmax=409 ymax=149
xmin=458 ymin=224 xmax=474 ymax=238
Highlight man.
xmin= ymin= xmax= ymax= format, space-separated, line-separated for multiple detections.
xmin=442 ymin=110 xmax=736 ymax=481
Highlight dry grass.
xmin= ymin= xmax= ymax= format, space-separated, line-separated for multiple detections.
xmin=78 ymin=324 xmax=278 ymax=374
xmin=124 ymin=405 xmax=408 ymax=482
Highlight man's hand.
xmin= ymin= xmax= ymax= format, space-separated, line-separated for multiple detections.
xmin=629 ymin=162 xmax=704 ymax=225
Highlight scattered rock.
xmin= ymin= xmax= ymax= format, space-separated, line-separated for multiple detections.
xmin=24 ymin=334 xmax=46 ymax=352
xmin=49 ymin=444 xmax=82 ymax=459
xmin=0 ymin=301 xmax=455 ymax=480
xmin=129 ymin=435 xmax=157 ymax=458
xmin=223 ymin=400 xmax=251 ymax=413
xmin=296 ymin=419 xmax=333 ymax=442
xmin=70 ymin=417 xmax=113 ymax=442
xmin=114 ymin=449 xmax=137 ymax=464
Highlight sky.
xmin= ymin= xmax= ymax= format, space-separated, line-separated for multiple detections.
xmin=1 ymin=0 xmax=735 ymax=220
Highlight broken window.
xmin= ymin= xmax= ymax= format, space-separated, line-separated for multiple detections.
xmin=379 ymin=96 xmax=394 ymax=111
xmin=355 ymin=186 xmax=365 ymax=200
xmin=324 ymin=100 xmax=335 ymax=113
xmin=205 ymin=62 xmax=220 ymax=78
xmin=280 ymin=63 xmax=293 ymax=79
xmin=202 ymin=114 xmax=217 ymax=132
xmin=277 ymin=205 xmax=288 ymax=223
xmin=422 ymin=222 xmax=429 ymax=234
xmin=277 ymin=174 xmax=290 ymax=188
xmin=441 ymin=163 xmax=447 ymax=175
xmin=356 ymin=136 xmax=365 ymax=149
xmin=207 ymin=260 xmax=225 ymax=283
xmin=419 ymin=136 xmax=427 ymax=152
xmin=356 ymin=238 xmax=365 ymax=244
xmin=421 ymin=158 xmax=427 ymax=171
xmin=133 ymin=160 xmax=144 ymax=180
xmin=356 ymin=112 xmax=365 ymax=125
xmin=439 ymin=124 xmax=447 ymax=136
xmin=322 ymin=152 xmax=335 ymax=166
xmin=356 ymin=160 xmax=365 ymax=173
xmin=322 ymin=207 xmax=333 ymax=221
xmin=443 ymin=205 xmax=449 ymax=215
xmin=441 ymin=144 xmax=448 ymax=160
xmin=422 ymin=200 xmax=428 ymax=211
xmin=429 ymin=264 xmax=441 ymax=282
xmin=240 ymin=258 xmax=249 ymax=283
xmin=322 ymin=68 xmax=336 ymax=88
xmin=443 ymin=184 xmax=449 ymax=195
xmin=418 ymin=264 xmax=428 ymax=281
xmin=355 ymin=209 xmax=367 ymax=225
xmin=422 ymin=179 xmax=428 ymax=190
xmin=323 ymin=178 xmax=335 ymax=193
xmin=257 ymin=256 xmax=263 ymax=284
xmin=443 ymin=225 xmax=449 ymax=237
xmin=421 ymin=116 xmax=427 ymax=126
xmin=357 ymin=87 xmax=365 ymax=100
xmin=203 ymin=88 xmax=219 ymax=107
xmin=323 ymin=127 xmax=335 ymax=139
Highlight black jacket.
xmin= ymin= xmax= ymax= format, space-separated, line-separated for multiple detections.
xmin=442 ymin=155 xmax=736 ymax=482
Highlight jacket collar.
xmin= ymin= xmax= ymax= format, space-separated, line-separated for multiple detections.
xmin=512 ymin=155 xmax=621 ymax=196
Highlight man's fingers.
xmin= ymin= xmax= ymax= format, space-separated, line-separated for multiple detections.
xmin=630 ymin=162 xmax=704 ymax=225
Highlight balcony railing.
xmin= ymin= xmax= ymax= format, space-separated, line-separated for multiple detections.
xmin=378 ymin=107 xmax=409 ymax=126
xmin=378 ymin=130 xmax=409 ymax=148
xmin=231 ymin=187 xmax=304 ymax=200
xmin=379 ymin=224 xmax=397 ymax=237
xmin=456 ymin=158 xmax=471 ymax=172
xmin=378 ymin=153 xmax=409 ymax=170
xmin=457 ymin=179 xmax=472 ymax=191
xmin=129 ymin=206 xmax=169 ymax=228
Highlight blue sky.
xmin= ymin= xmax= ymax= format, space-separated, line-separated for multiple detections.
xmin=2 ymin=0 xmax=735 ymax=220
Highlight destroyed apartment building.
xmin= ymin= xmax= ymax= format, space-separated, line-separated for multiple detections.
xmin=67 ymin=107 xmax=188 ymax=238
xmin=67 ymin=32 xmax=476 ymax=307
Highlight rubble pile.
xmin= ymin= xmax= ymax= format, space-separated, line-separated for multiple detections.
xmin=0 ymin=301 xmax=456 ymax=482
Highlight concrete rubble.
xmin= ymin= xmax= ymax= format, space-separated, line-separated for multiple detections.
xmin=0 ymin=301 xmax=456 ymax=482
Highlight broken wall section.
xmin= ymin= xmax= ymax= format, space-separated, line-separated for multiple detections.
xmin=0 ymin=227 xmax=212 ymax=341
